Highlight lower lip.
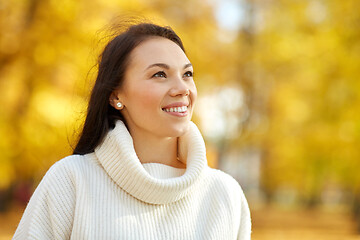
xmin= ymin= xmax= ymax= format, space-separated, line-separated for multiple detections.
xmin=162 ymin=110 xmax=188 ymax=117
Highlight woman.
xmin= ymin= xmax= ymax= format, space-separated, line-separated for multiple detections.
xmin=13 ymin=23 xmax=251 ymax=239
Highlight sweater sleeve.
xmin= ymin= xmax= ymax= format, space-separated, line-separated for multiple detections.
xmin=13 ymin=160 xmax=76 ymax=240
xmin=237 ymin=189 xmax=252 ymax=240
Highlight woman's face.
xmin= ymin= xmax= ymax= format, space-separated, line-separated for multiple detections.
xmin=114 ymin=37 xmax=197 ymax=138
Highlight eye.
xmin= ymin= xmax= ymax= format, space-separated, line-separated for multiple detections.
xmin=184 ymin=71 xmax=193 ymax=78
xmin=152 ymin=71 xmax=167 ymax=78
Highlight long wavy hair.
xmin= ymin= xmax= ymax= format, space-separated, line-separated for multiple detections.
xmin=73 ymin=23 xmax=185 ymax=155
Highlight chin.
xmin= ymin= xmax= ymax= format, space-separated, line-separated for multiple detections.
xmin=160 ymin=122 xmax=190 ymax=138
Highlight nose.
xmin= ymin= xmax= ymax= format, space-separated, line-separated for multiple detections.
xmin=169 ymin=76 xmax=190 ymax=97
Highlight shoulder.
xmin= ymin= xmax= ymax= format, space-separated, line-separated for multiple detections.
xmin=203 ymin=166 xmax=246 ymax=206
xmin=40 ymin=153 xmax=101 ymax=189
xmin=12 ymin=155 xmax=95 ymax=239
xmin=46 ymin=153 xmax=100 ymax=176
xmin=205 ymin=166 xmax=243 ymax=193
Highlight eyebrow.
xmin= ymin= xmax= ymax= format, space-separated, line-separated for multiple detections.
xmin=145 ymin=63 xmax=192 ymax=71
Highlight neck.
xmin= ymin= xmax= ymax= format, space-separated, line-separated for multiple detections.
xmin=130 ymin=130 xmax=186 ymax=169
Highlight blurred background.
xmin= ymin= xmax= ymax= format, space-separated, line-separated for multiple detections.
xmin=1 ymin=0 xmax=360 ymax=239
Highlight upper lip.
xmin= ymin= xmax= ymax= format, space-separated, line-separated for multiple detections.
xmin=162 ymin=102 xmax=189 ymax=109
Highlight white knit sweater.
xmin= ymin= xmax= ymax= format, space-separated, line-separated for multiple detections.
xmin=13 ymin=121 xmax=251 ymax=239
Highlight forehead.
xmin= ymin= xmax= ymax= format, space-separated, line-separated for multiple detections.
xmin=128 ymin=37 xmax=190 ymax=68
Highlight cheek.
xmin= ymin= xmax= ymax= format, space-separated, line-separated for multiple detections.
xmin=127 ymin=85 xmax=162 ymax=110
xmin=190 ymin=83 xmax=198 ymax=103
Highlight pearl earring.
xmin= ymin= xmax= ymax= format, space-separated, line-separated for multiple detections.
xmin=116 ymin=102 xmax=123 ymax=108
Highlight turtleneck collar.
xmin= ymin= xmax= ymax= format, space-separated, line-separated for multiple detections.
xmin=94 ymin=120 xmax=207 ymax=205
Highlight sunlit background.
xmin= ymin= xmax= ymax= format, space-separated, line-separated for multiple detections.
xmin=1 ymin=0 xmax=360 ymax=239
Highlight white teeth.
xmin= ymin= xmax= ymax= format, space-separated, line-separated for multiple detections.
xmin=163 ymin=106 xmax=188 ymax=113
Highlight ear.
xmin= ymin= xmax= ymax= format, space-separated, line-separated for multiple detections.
xmin=109 ymin=90 xmax=121 ymax=108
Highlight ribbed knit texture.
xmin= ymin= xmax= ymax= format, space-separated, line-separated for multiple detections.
xmin=13 ymin=121 xmax=251 ymax=240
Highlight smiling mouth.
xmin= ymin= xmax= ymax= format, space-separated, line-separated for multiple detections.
xmin=162 ymin=106 xmax=188 ymax=113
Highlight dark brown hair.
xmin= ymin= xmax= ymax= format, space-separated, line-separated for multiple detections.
xmin=73 ymin=23 xmax=185 ymax=155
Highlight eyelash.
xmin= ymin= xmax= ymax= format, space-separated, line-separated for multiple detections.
xmin=153 ymin=71 xmax=167 ymax=78
xmin=184 ymin=71 xmax=193 ymax=77
xmin=152 ymin=71 xmax=194 ymax=78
